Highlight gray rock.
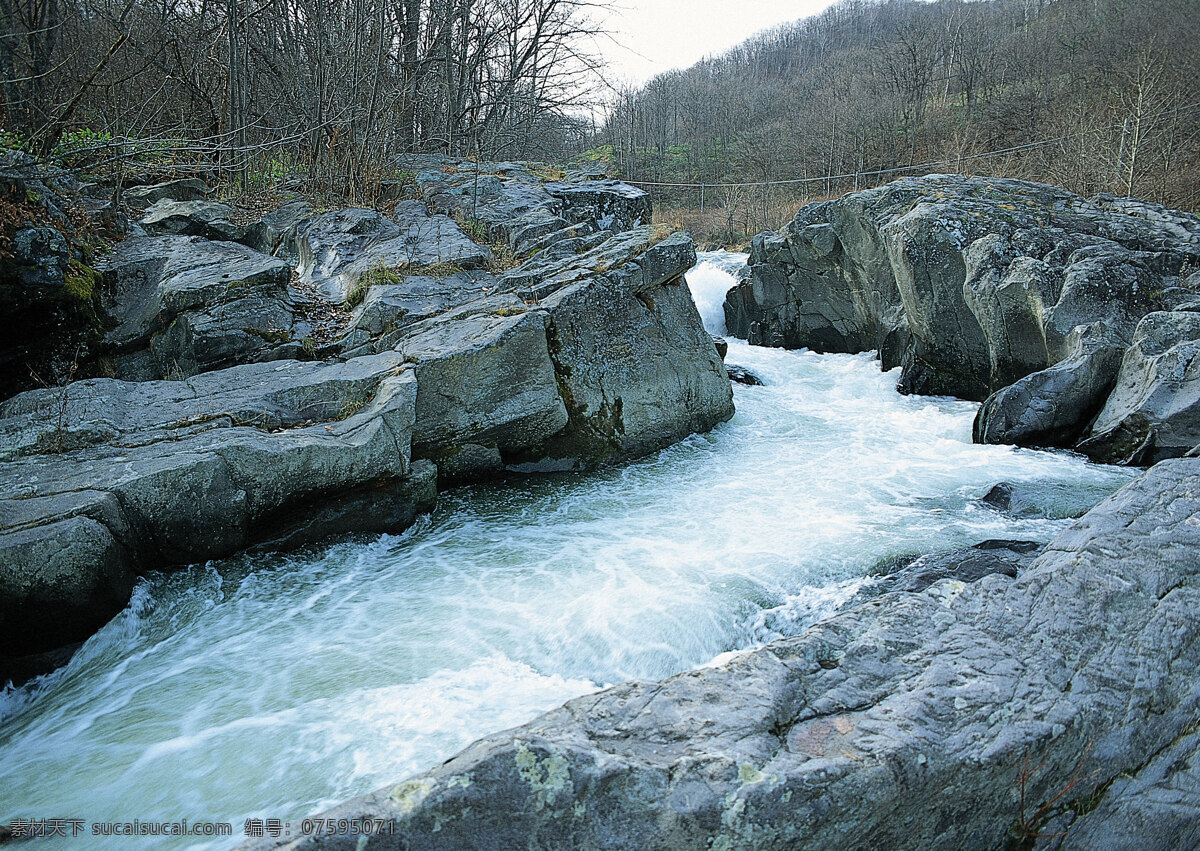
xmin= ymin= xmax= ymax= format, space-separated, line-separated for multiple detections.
xmin=511 ymin=229 xmax=734 ymax=468
xmin=5 ymin=227 xmax=71 ymax=302
xmin=96 ymin=235 xmax=294 ymax=379
xmin=294 ymin=208 xmax=398 ymax=298
xmin=726 ymin=176 xmax=1200 ymax=402
xmin=349 ymin=271 xmax=495 ymax=338
xmin=973 ymin=322 xmax=1127 ymax=449
xmin=140 ymin=199 xmax=245 ymax=242
xmin=294 ymin=203 xmax=489 ymax=302
xmin=0 ymin=512 xmax=136 ymax=658
xmin=1057 ymin=723 xmax=1200 ymax=849
xmin=123 ymin=178 xmax=208 ymax=207
xmin=241 ymin=200 xmax=311 ymax=259
xmin=727 ymin=365 xmax=765 ymax=386
xmin=242 ymin=456 xmax=1200 ymax=851
xmin=0 ymin=354 xmax=435 ymax=664
xmin=400 ymin=310 xmax=569 ymax=480
xmin=873 ymin=539 xmax=1040 ymax=594
xmin=335 ymin=227 xmax=734 ymax=479
xmin=544 ymin=179 xmax=650 ymax=233
xmin=1042 ymin=242 xmax=1173 ymax=359
xmin=417 ymin=160 xmax=649 ymax=257
xmin=980 ymin=482 xmax=1039 ymax=516
xmin=1078 ymin=310 xmax=1200 ymax=465
xmin=963 ymin=235 xmax=1056 ymax=388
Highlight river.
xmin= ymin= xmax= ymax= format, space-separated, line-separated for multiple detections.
xmin=0 ymin=254 xmax=1135 ymax=848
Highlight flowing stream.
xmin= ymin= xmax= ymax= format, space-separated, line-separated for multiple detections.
xmin=0 ymin=254 xmax=1136 ymax=848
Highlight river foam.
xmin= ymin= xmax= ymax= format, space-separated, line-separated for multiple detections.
xmin=0 ymin=254 xmax=1136 ymax=848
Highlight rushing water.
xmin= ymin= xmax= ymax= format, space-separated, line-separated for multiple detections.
xmin=0 ymin=254 xmax=1136 ymax=848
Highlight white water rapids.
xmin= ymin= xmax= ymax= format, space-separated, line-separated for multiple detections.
xmin=0 ymin=254 xmax=1136 ymax=848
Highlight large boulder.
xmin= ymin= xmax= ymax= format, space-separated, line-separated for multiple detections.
xmin=243 ymin=456 xmax=1200 ymax=850
xmin=1076 ymin=310 xmax=1200 ymax=465
xmin=337 ymin=227 xmax=735 ymax=481
xmin=415 ymin=159 xmax=650 ymax=255
xmin=123 ymin=178 xmax=208 ymax=208
xmin=96 ymin=235 xmax=295 ymax=380
xmin=0 ymin=354 xmax=435 ymax=668
xmin=140 ymin=199 xmax=245 ymax=242
xmin=972 ymin=321 xmax=1127 ymax=449
xmin=524 ymin=229 xmax=734 ymax=467
xmin=240 ymin=199 xmax=312 ymax=259
xmin=294 ymin=202 xmax=490 ymax=302
xmin=726 ymin=176 xmax=1200 ymax=402
xmin=400 ymin=309 xmax=570 ymax=481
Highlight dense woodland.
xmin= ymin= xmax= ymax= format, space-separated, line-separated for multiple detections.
xmin=1 ymin=0 xmax=1198 ymax=242
xmin=599 ymin=0 xmax=1200 ymax=242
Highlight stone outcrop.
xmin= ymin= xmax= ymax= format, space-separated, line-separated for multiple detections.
xmin=972 ymin=321 xmax=1127 ymax=448
xmin=244 ymin=455 xmax=1200 ymax=851
xmin=96 ymin=234 xmax=296 ymax=381
xmin=724 ymin=176 xmax=1199 ymax=400
xmin=140 ymin=199 xmax=248 ymax=242
xmin=337 ymin=226 xmax=735 ymax=481
xmin=0 ymin=355 xmax=435 ymax=660
xmin=0 ymin=151 xmax=113 ymax=399
xmin=1075 ymin=310 xmax=1200 ymax=465
xmin=294 ymin=202 xmax=492 ymax=303
xmin=123 ymin=178 xmax=208 ymax=208
xmin=726 ymin=175 xmax=1200 ymax=462
xmin=410 ymin=157 xmax=649 ymax=255
xmin=0 ymin=161 xmax=735 ymax=674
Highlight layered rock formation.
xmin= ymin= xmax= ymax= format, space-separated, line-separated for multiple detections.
xmin=0 ymin=355 xmax=434 ymax=658
xmin=244 ymin=455 xmax=1200 ymax=851
xmin=0 ymin=162 xmax=733 ymax=676
xmin=724 ymin=175 xmax=1200 ymax=462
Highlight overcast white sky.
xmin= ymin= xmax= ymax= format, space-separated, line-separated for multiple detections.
xmin=597 ymin=0 xmax=841 ymax=86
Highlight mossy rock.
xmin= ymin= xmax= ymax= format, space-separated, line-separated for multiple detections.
xmin=63 ymin=261 xmax=101 ymax=301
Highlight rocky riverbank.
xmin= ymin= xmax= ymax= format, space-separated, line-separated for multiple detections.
xmin=238 ymin=177 xmax=1200 ymax=850
xmin=0 ymin=159 xmax=734 ymax=679
xmin=242 ymin=454 xmax=1200 ymax=849
xmin=723 ymin=175 xmax=1200 ymax=464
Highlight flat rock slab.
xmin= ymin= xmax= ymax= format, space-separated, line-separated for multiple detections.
xmin=0 ymin=354 xmax=434 ymax=663
xmin=244 ymin=457 xmax=1200 ymax=850
xmin=123 ymin=178 xmax=208 ymax=207
xmin=140 ymin=199 xmax=244 ymax=242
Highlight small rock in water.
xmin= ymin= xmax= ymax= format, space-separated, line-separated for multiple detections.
xmin=711 ymin=335 xmax=728 ymax=360
xmin=726 ymin=364 xmax=764 ymax=386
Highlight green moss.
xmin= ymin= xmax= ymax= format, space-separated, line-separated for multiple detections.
xmin=338 ymin=398 xmax=365 ymax=419
xmin=225 ymin=278 xmax=253 ymax=289
xmin=63 ymin=261 xmax=101 ymax=301
xmin=244 ymin=326 xmax=292 ymax=344
xmin=347 ymin=262 xmax=403 ymax=308
xmin=491 ymin=307 xmax=526 ymax=317
xmin=407 ymin=260 xmax=465 ymax=278
xmin=530 ymin=164 xmax=567 ymax=181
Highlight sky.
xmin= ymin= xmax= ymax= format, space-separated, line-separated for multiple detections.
xmin=597 ymin=0 xmax=841 ymax=86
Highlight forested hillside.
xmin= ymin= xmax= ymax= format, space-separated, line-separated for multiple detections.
xmin=596 ymin=0 xmax=1200 ymax=243
xmin=2 ymin=0 xmax=1197 ymax=241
